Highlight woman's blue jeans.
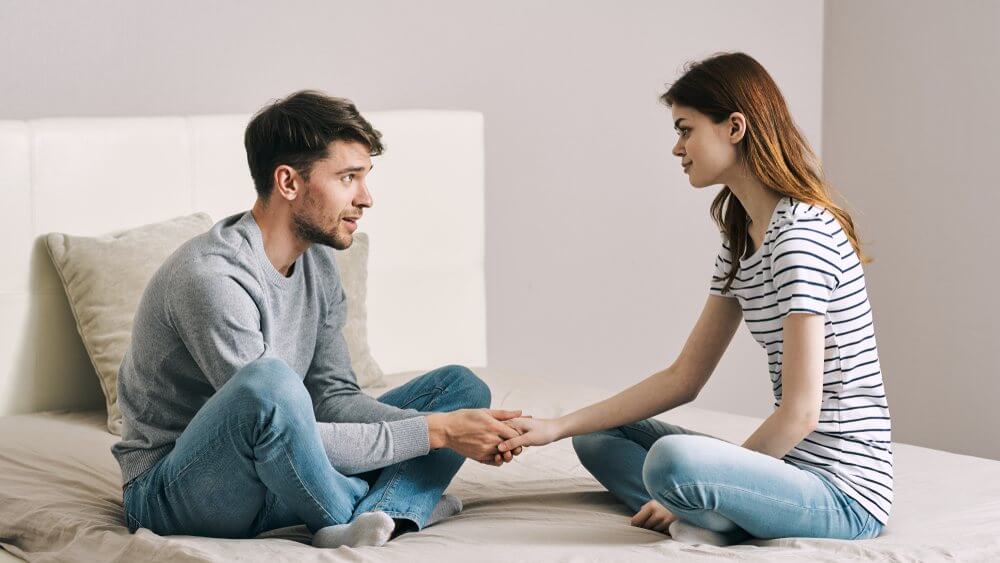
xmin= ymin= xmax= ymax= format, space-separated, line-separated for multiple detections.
xmin=123 ymin=358 xmax=490 ymax=538
xmin=572 ymin=417 xmax=883 ymax=541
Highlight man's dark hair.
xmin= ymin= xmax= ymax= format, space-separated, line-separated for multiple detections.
xmin=244 ymin=90 xmax=384 ymax=200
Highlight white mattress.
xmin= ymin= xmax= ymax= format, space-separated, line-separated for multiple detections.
xmin=1 ymin=368 xmax=999 ymax=562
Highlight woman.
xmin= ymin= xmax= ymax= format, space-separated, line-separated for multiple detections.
xmin=498 ymin=52 xmax=890 ymax=545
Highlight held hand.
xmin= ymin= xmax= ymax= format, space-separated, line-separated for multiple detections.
xmin=496 ymin=417 xmax=562 ymax=453
xmin=427 ymin=409 xmax=522 ymax=463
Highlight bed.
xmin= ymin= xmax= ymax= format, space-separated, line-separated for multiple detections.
xmin=1 ymin=111 xmax=998 ymax=562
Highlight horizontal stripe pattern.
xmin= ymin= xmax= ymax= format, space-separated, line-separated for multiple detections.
xmin=709 ymin=196 xmax=893 ymax=525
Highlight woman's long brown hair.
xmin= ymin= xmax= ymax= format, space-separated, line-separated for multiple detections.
xmin=662 ymin=52 xmax=869 ymax=294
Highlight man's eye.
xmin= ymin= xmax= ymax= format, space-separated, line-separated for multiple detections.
xmin=342 ymin=174 xmax=355 ymax=183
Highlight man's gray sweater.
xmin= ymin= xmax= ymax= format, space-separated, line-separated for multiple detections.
xmin=112 ymin=211 xmax=429 ymax=487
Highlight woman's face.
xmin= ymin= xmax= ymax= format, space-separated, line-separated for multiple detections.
xmin=670 ymin=104 xmax=743 ymax=188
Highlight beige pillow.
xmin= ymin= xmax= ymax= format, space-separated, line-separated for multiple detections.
xmin=46 ymin=214 xmax=214 ymax=434
xmin=336 ymin=233 xmax=386 ymax=389
xmin=46 ymin=214 xmax=384 ymax=435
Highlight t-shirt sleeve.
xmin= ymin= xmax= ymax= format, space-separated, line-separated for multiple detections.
xmin=709 ymin=243 xmax=738 ymax=298
xmin=771 ymin=223 xmax=843 ymax=317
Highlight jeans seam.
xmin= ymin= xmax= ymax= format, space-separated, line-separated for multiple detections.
xmin=282 ymin=442 xmax=339 ymax=525
xmin=125 ymin=512 xmax=141 ymax=532
xmin=380 ymin=510 xmax=423 ymax=524
xmin=364 ymin=381 xmax=453 ymax=519
xmin=371 ymin=461 xmax=406 ymax=514
xmin=850 ymin=510 xmax=874 ymax=539
xmin=162 ymin=420 xmax=255 ymax=492
xmin=253 ymin=494 xmax=279 ymax=535
xmin=657 ymin=482 xmax=842 ymax=513
xmin=622 ymin=424 xmax=667 ymax=442
xmin=397 ymin=386 xmax=448 ymax=411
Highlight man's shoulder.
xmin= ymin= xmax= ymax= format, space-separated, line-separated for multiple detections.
xmin=159 ymin=215 xmax=260 ymax=294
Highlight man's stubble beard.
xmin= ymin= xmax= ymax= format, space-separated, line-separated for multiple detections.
xmin=292 ymin=207 xmax=352 ymax=250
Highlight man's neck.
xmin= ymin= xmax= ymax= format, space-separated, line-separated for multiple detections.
xmin=251 ymin=199 xmax=308 ymax=277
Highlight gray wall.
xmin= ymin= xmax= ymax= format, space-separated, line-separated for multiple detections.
xmin=823 ymin=0 xmax=1000 ymax=459
xmin=0 ymin=0 xmax=825 ymax=427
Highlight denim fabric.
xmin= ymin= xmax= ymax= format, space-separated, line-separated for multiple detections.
xmin=573 ymin=418 xmax=883 ymax=541
xmin=123 ymin=359 xmax=488 ymax=537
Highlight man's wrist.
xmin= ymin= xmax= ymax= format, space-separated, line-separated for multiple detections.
xmin=426 ymin=412 xmax=450 ymax=449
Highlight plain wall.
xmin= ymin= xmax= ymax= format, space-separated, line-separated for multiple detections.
xmin=0 ymin=0 xmax=824 ymax=424
xmin=823 ymin=0 xmax=1000 ymax=459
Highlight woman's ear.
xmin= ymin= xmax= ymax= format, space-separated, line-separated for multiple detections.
xmin=729 ymin=112 xmax=748 ymax=144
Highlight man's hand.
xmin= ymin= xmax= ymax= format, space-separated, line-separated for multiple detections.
xmin=426 ymin=409 xmax=525 ymax=465
xmin=496 ymin=417 xmax=562 ymax=453
xmin=630 ymin=500 xmax=676 ymax=533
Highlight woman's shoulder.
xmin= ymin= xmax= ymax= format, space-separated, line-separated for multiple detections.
xmin=772 ymin=197 xmax=843 ymax=243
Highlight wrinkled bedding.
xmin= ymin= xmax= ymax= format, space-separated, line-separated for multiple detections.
xmin=2 ymin=368 xmax=999 ymax=562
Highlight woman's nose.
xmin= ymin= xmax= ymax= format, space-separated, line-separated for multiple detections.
xmin=672 ymin=138 xmax=685 ymax=158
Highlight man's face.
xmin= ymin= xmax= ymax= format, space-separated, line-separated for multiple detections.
xmin=291 ymin=140 xmax=374 ymax=250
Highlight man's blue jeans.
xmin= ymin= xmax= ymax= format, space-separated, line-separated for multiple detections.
xmin=122 ymin=358 xmax=490 ymax=538
xmin=572 ymin=418 xmax=884 ymax=541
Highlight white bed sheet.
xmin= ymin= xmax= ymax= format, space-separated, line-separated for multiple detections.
xmin=1 ymin=368 xmax=999 ymax=562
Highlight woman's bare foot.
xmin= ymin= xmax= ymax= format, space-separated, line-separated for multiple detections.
xmin=630 ymin=500 xmax=677 ymax=534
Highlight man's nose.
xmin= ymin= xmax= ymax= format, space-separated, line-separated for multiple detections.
xmin=356 ymin=181 xmax=373 ymax=208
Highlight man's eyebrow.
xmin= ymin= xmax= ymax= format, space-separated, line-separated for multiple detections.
xmin=334 ymin=165 xmax=371 ymax=175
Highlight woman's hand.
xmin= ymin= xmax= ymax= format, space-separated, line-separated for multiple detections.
xmin=427 ymin=409 xmax=524 ymax=463
xmin=497 ymin=417 xmax=563 ymax=452
xmin=630 ymin=500 xmax=677 ymax=534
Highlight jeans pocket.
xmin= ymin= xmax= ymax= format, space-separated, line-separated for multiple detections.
xmin=848 ymin=503 xmax=880 ymax=540
xmin=122 ymin=485 xmax=143 ymax=533
xmin=125 ymin=512 xmax=142 ymax=533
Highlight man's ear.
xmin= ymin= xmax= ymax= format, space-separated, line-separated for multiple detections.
xmin=273 ymin=165 xmax=301 ymax=202
xmin=729 ymin=112 xmax=748 ymax=144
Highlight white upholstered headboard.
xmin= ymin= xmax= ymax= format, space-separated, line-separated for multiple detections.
xmin=0 ymin=111 xmax=486 ymax=416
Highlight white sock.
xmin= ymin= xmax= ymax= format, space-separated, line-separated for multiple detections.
xmin=668 ymin=520 xmax=741 ymax=547
xmin=312 ymin=511 xmax=395 ymax=549
xmin=425 ymin=494 xmax=463 ymax=527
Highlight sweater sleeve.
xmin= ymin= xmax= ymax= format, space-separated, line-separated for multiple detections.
xmin=303 ymin=268 xmax=423 ymax=424
xmin=317 ymin=418 xmax=430 ymax=475
xmin=165 ymin=261 xmax=268 ymax=389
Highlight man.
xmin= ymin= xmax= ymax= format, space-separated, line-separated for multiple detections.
xmin=112 ymin=90 xmax=521 ymax=548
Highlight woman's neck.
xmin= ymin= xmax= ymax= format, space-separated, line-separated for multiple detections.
xmin=722 ymin=168 xmax=784 ymax=254
xmin=725 ymin=171 xmax=782 ymax=228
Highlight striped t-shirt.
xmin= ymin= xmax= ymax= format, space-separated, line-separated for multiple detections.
xmin=710 ymin=196 xmax=893 ymax=525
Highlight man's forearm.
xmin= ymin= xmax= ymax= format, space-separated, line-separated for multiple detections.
xmin=317 ymin=417 xmax=430 ymax=475
xmin=315 ymin=390 xmax=423 ymax=425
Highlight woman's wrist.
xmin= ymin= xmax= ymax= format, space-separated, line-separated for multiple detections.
xmin=552 ymin=415 xmax=574 ymax=441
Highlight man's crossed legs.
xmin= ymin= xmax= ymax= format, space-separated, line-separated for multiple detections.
xmin=123 ymin=357 xmax=493 ymax=545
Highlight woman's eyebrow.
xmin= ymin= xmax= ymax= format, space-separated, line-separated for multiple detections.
xmin=674 ymin=118 xmax=689 ymax=128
